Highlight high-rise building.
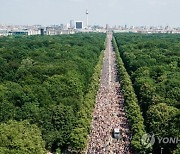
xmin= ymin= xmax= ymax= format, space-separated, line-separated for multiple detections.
xmin=75 ymin=21 xmax=83 ymax=29
xmin=40 ymin=28 xmax=44 ymax=35
xmin=70 ymin=20 xmax=75 ymax=29
xmin=86 ymin=9 xmax=89 ymax=29
xmin=106 ymin=24 xmax=109 ymax=29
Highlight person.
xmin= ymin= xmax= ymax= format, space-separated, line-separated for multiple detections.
xmin=88 ymin=37 xmax=131 ymax=154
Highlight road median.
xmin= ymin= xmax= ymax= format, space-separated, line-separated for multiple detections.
xmin=112 ymin=36 xmax=150 ymax=153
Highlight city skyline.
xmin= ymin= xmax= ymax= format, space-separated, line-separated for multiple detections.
xmin=0 ymin=0 xmax=180 ymax=27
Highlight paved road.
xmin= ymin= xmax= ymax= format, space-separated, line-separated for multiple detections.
xmin=87 ymin=33 xmax=131 ymax=154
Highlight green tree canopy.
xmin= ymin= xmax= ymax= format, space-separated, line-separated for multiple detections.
xmin=0 ymin=120 xmax=46 ymax=154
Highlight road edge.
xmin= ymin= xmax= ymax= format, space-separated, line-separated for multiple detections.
xmin=112 ymin=35 xmax=151 ymax=153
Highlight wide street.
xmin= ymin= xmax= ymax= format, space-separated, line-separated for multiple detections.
xmin=87 ymin=33 xmax=131 ymax=154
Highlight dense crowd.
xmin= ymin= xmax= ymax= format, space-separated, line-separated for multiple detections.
xmin=87 ymin=34 xmax=131 ymax=154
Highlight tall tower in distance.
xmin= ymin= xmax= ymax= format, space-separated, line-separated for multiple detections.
xmin=86 ymin=9 xmax=89 ymax=29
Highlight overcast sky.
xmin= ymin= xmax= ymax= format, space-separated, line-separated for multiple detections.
xmin=0 ymin=0 xmax=180 ymax=27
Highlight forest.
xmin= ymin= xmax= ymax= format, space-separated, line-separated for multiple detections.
xmin=114 ymin=33 xmax=180 ymax=154
xmin=0 ymin=33 xmax=105 ymax=153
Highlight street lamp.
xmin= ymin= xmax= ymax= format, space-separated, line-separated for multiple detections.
xmin=161 ymin=147 xmax=164 ymax=154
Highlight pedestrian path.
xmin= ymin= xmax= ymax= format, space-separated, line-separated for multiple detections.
xmin=87 ymin=33 xmax=131 ymax=154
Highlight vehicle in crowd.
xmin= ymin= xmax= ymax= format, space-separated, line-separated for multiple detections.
xmin=113 ymin=128 xmax=122 ymax=140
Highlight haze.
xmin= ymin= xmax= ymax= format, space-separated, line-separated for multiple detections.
xmin=0 ymin=0 xmax=180 ymax=27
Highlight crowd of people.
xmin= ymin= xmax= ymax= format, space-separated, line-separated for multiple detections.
xmin=87 ymin=34 xmax=131 ymax=154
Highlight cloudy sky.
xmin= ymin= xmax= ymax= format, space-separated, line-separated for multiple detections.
xmin=0 ymin=0 xmax=179 ymax=27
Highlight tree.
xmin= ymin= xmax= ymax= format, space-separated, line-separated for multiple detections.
xmin=147 ymin=103 xmax=179 ymax=153
xmin=39 ymin=104 xmax=76 ymax=151
xmin=0 ymin=84 xmax=16 ymax=122
xmin=0 ymin=33 xmax=106 ymax=152
xmin=0 ymin=120 xmax=46 ymax=154
xmin=69 ymin=128 xmax=87 ymax=152
xmin=147 ymin=103 xmax=178 ymax=136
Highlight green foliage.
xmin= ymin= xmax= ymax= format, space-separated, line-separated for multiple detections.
xmin=56 ymin=148 xmax=61 ymax=154
xmin=175 ymin=144 xmax=180 ymax=154
xmin=114 ymin=33 xmax=180 ymax=153
xmin=147 ymin=104 xmax=179 ymax=153
xmin=0 ymin=120 xmax=45 ymax=154
xmin=112 ymin=37 xmax=148 ymax=153
xmin=0 ymin=33 xmax=106 ymax=152
xmin=70 ymin=128 xmax=88 ymax=152
xmin=39 ymin=104 xmax=76 ymax=150
xmin=70 ymin=50 xmax=104 ymax=152
xmin=147 ymin=103 xmax=178 ymax=136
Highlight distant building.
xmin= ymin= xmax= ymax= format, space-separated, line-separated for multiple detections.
xmin=28 ymin=29 xmax=41 ymax=35
xmin=40 ymin=28 xmax=45 ymax=35
xmin=9 ymin=30 xmax=28 ymax=36
xmin=70 ymin=20 xmax=75 ymax=29
xmin=0 ymin=30 xmax=8 ymax=36
xmin=75 ymin=21 xmax=83 ymax=29
xmin=60 ymin=24 xmax=64 ymax=29
xmin=86 ymin=10 xmax=89 ymax=29
xmin=46 ymin=27 xmax=56 ymax=35
xmin=106 ymin=24 xmax=109 ymax=29
xmin=46 ymin=26 xmax=75 ymax=35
